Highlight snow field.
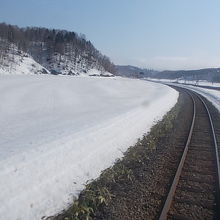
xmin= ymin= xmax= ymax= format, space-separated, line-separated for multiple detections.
xmin=0 ymin=75 xmax=178 ymax=220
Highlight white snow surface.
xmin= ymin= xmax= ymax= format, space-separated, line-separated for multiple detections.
xmin=0 ymin=75 xmax=178 ymax=220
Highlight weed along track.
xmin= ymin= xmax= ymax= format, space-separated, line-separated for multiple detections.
xmin=159 ymin=88 xmax=220 ymax=220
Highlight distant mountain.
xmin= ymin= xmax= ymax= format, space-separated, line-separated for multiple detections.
xmin=116 ymin=65 xmax=158 ymax=78
xmin=116 ymin=65 xmax=220 ymax=83
xmin=152 ymin=68 xmax=220 ymax=82
xmin=0 ymin=23 xmax=115 ymax=76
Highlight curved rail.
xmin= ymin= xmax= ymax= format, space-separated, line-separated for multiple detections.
xmin=159 ymin=87 xmax=220 ymax=220
xmin=197 ymin=94 xmax=220 ymax=194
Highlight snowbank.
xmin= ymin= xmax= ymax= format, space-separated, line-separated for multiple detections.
xmin=0 ymin=75 xmax=178 ymax=220
xmin=86 ymin=68 xmax=113 ymax=77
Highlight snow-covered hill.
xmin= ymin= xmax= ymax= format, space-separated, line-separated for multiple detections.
xmin=0 ymin=75 xmax=178 ymax=220
xmin=0 ymin=39 xmax=113 ymax=76
xmin=0 ymin=23 xmax=115 ymax=76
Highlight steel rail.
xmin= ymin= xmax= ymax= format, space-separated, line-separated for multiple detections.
xmin=196 ymin=93 xmax=220 ymax=196
xmin=159 ymin=90 xmax=196 ymax=220
xmin=159 ymin=88 xmax=220 ymax=220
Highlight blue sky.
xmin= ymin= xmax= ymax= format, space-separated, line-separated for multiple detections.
xmin=0 ymin=0 xmax=220 ymax=70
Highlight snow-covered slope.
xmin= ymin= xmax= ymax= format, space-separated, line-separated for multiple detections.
xmin=0 ymin=75 xmax=178 ymax=220
xmin=0 ymin=40 xmax=49 ymax=75
xmin=0 ymin=41 xmax=113 ymax=77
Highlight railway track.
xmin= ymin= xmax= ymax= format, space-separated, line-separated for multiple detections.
xmin=159 ymin=88 xmax=220 ymax=220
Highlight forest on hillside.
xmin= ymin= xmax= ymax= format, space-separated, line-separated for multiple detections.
xmin=0 ymin=23 xmax=116 ymax=74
